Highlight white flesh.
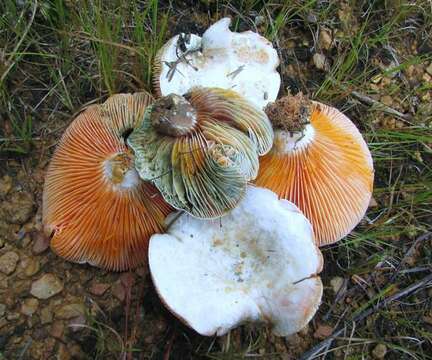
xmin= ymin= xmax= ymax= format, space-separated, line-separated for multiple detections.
xmin=149 ymin=186 xmax=323 ymax=336
xmin=157 ymin=18 xmax=280 ymax=109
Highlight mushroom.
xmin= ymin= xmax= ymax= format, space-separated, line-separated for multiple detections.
xmin=255 ymin=93 xmax=374 ymax=246
xmin=153 ymin=17 xmax=280 ymax=109
xmin=128 ymin=87 xmax=273 ymax=219
xmin=43 ymin=93 xmax=173 ymax=271
xmin=149 ymin=186 xmax=323 ymax=336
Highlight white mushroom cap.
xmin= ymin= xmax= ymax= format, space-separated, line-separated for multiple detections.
xmin=154 ymin=18 xmax=281 ymax=109
xmin=149 ymin=186 xmax=323 ymax=336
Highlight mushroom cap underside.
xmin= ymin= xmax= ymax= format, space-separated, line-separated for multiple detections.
xmin=256 ymin=101 xmax=374 ymax=246
xmin=128 ymin=87 xmax=274 ymax=219
xmin=43 ymin=92 xmax=173 ymax=271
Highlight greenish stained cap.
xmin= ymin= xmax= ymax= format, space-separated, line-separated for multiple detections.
xmin=128 ymin=87 xmax=274 ymax=219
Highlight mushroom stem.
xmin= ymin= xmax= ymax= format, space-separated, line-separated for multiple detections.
xmin=104 ymin=152 xmax=138 ymax=189
xmin=265 ymin=93 xmax=312 ymax=133
xmin=150 ymin=94 xmax=197 ymax=137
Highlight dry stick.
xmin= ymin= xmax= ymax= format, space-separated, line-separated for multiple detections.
xmin=350 ymin=91 xmax=413 ymax=122
xmin=299 ymin=273 xmax=432 ymax=360
xmin=389 ymin=231 xmax=432 ymax=283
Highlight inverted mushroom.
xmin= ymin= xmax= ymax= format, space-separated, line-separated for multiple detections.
xmin=153 ymin=17 xmax=280 ymax=109
xmin=255 ymin=93 xmax=374 ymax=246
xmin=149 ymin=186 xmax=323 ymax=336
xmin=43 ymin=93 xmax=173 ymax=271
xmin=128 ymin=87 xmax=273 ymax=219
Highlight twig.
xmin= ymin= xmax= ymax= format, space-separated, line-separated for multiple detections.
xmin=299 ymin=273 xmax=432 ymax=360
xmin=389 ymin=231 xmax=432 ymax=282
xmin=350 ymin=90 xmax=413 ymax=122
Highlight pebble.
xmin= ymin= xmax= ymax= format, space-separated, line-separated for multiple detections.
xmin=313 ymin=53 xmax=329 ymax=71
xmin=56 ymin=303 xmax=85 ymax=319
xmin=426 ymin=63 xmax=432 ymax=76
xmin=32 ymin=232 xmax=50 ymax=255
xmin=372 ymin=343 xmax=387 ymax=359
xmin=69 ymin=314 xmax=86 ymax=332
xmin=20 ymin=298 xmax=39 ymax=316
xmin=120 ymin=272 xmax=135 ymax=288
xmin=89 ymin=282 xmax=110 ymax=296
xmin=40 ymin=307 xmax=53 ymax=324
xmin=319 ymin=28 xmax=333 ymax=50
xmin=57 ymin=343 xmax=72 ymax=360
xmin=0 ymin=176 xmax=12 ymax=197
xmin=313 ymin=324 xmax=333 ymax=339
xmin=30 ymin=274 xmax=64 ymax=299
xmin=4 ymin=192 xmax=34 ymax=224
xmin=112 ymin=280 xmax=126 ymax=302
xmin=380 ymin=95 xmax=393 ymax=107
xmin=6 ymin=312 xmax=20 ymax=321
xmin=0 ymin=251 xmax=19 ymax=275
xmin=0 ymin=303 xmax=6 ymax=317
xmin=330 ymin=276 xmax=344 ymax=294
xmin=21 ymin=257 xmax=40 ymax=277
xmin=50 ymin=320 xmax=64 ymax=339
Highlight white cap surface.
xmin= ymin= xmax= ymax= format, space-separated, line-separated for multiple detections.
xmin=149 ymin=186 xmax=323 ymax=336
xmin=155 ymin=18 xmax=280 ymax=109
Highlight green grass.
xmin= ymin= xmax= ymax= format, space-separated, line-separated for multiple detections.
xmin=1 ymin=0 xmax=431 ymax=358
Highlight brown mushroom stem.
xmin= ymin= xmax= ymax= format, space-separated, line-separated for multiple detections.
xmin=265 ymin=93 xmax=312 ymax=133
xmin=150 ymin=94 xmax=197 ymax=137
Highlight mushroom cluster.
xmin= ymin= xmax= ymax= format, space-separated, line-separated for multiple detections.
xmin=43 ymin=18 xmax=373 ymax=337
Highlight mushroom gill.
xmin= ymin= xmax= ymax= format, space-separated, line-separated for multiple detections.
xmin=128 ymin=87 xmax=274 ymax=219
xmin=255 ymin=93 xmax=374 ymax=246
xmin=43 ymin=93 xmax=173 ymax=271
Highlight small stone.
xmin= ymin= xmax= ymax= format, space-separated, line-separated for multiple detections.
xmin=423 ymin=315 xmax=432 ymax=325
xmin=313 ymin=324 xmax=333 ymax=339
xmin=6 ymin=312 xmax=20 ymax=321
xmin=369 ymin=197 xmax=378 ymax=208
xmin=22 ymin=257 xmax=40 ymax=277
xmin=56 ymin=303 xmax=85 ymax=319
xmin=120 ymin=272 xmax=135 ymax=288
xmin=0 ymin=251 xmax=19 ymax=275
xmin=135 ymin=266 xmax=148 ymax=278
xmin=112 ymin=281 xmax=125 ymax=302
xmin=254 ymin=15 xmax=265 ymax=26
xmin=57 ymin=343 xmax=71 ymax=360
xmin=40 ymin=307 xmax=53 ymax=324
xmin=4 ymin=192 xmax=34 ymax=224
xmin=0 ymin=304 xmax=6 ymax=317
xmin=313 ymin=53 xmax=329 ymax=71
xmin=330 ymin=276 xmax=344 ymax=294
xmin=319 ymin=28 xmax=333 ymax=50
xmin=69 ymin=314 xmax=86 ymax=332
xmin=32 ymin=232 xmax=50 ymax=255
xmin=380 ymin=95 xmax=393 ymax=107
xmin=426 ymin=63 xmax=432 ymax=76
xmin=0 ymin=176 xmax=12 ymax=197
xmin=372 ymin=343 xmax=387 ymax=359
xmin=21 ymin=298 xmax=39 ymax=316
xmin=30 ymin=274 xmax=63 ymax=299
xmin=422 ymin=72 xmax=431 ymax=82
xmin=50 ymin=320 xmax=64 ymax=339
xmin=89 ymin=282 xmax=110 ymax=296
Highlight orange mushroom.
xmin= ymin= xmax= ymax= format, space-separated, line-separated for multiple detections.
xmin=43 ymin=93 xmax=173 ymax=271
xmin=255 ymin=93 xmax=374 ymax=246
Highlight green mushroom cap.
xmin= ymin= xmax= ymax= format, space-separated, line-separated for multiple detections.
xmin=128 ymin=87 xmax=274 ymax=219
